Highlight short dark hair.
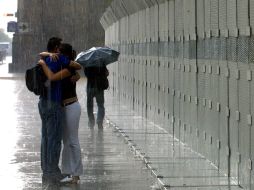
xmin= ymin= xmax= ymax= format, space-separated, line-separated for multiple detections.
xmin=47 ymin=37 xmax=62 ymax=52
xmin=72 ymin=50 xmax=77 ymax=61
xmin=59 ymin=43 xmax=73 ymax=60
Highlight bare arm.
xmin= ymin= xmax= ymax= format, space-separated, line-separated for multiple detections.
xmin=38 ymin=59 xmax=71 ymax=81
xmin=39 ymin=52 xmax=59 ymax=62
xmin=39 ymin=52 xmax=81 ymax=70
xmin=69 ymin=60 xmax=82 ymax=70
xmin=70 ymin=71 xmax=81 ymax=83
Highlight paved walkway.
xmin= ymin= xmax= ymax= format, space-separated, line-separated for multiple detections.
xmin=0 ymin=60 xmax=157 ymax=190
xmin=0 ymin=58 xmax=243 ymax=190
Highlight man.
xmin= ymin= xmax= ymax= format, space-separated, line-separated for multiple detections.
xmin=84 ymin=65 xmax=108 ymax=129
xmin=38 ymin=37 xmax=80 ymax=184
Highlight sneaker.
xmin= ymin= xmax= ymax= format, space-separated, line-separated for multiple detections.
xmin=60 ymin=175 xmax=80 ymax=184
xmin=60 ymin=175 xmax=73 ymax=183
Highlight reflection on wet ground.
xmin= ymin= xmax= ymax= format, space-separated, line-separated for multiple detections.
xmin=0 ymin=75 xmax=156 ymax=190
xmin=104 ymin=95 xmax=243 ymax=189
xmin=0 ymin=59 xmax=243 ymax=189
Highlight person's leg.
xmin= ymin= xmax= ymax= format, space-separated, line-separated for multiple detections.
xmin=87 ymin=88 xmax=95 ymax=127
xmin=38 ymin=99 xmax=48 ymax=175
xmin=95 ymin=89 xmax=105 ymax=128
xmin=48 ymin=101 xmax=63 ymax=176
xmin=45 ymin=101 xmax=63 ymax=175
xmin=61 ymin=107 xmax=70 ymax=175
xmin=61 ymin=102 xmax=83 ymax=176
xmin=39 ymin=99 xmax=63 ymax=178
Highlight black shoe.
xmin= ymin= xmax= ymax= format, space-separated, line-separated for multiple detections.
xmin=98 ymin=123 xmax=103 ymax=129
xmin=42 ymin=177 xmax=60 ymax=186
xmin=88 ymin=120 xmax=95 ymax=128
xmin=42 ymin=173 xmax=64 ymax=185
xmin=42 ymin=175 xmax=49 ymax=184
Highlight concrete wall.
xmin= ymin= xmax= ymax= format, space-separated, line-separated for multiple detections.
xmin=11 ymin=0 xmax=112 ymax=72
xmin=101 ymin=0 xmax=254 ymax=189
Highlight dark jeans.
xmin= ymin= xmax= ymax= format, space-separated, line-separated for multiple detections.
xmin=38 ymin=98 xmax=63 ymax=177
xmin=86 ymin=88 xmax=105 ymax=126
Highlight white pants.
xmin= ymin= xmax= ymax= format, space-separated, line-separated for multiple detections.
xmin=61 ymin=101 xmax=83 ymax=176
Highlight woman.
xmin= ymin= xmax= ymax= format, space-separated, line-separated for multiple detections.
xmin=38 ymin=43 xmax=83 ymax=184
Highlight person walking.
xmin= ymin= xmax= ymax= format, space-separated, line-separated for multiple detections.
xmin=38 ymin=44 xmax=83 ymax=184
xmin=38 ymin=37 xmax=81 ymax=184
xmin=84 ymin=65 xmax=109 ymax=129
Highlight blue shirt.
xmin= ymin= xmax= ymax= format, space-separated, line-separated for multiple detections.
xmin=42 ymin=54 xmax=70 ymax=103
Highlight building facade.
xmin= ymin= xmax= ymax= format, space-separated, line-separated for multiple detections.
xmin=11 ymin=0 xmax=112 ymax=72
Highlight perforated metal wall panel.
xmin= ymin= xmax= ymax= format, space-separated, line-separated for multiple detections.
xmin=190 ymin=60 xmax=198 ymax=148
xmin=204 ymin=0 xmax=211 ymax=37
xmin=196 ymin=40 xmax=205 ymax=150
xmin=238 ymin=63 xmax=251 ymax=189
xmin=250 ymin=0 xmax=254 ymax=36
xmin=203 ymin=61 xmax=211 ymax=159
xmin=154 ymin=43 xmax=160 ymax=124
xmin=139 ymin=10 xmax=145 ymax=43
xmin=228 ymin=60 xmax=239 ymax=179
xmin=145 ymin=8 xmax=151 ymax=42
xmin=174 ymin=57 xmax=181 ymax=139
xmin=158 ymin=45 xmax=166 ymax=127
xmin=102 ymin=1 xmax=254 ymax=188
xmin=219 ymin=0 xmax=227 ymax=37
xmin=227 ymin=0 xmax=238 ymax=37
xmin=237 ymin=0 xmax=250 ymax=36
xmin=147 ymin=59 xmax=153 ymax=119
xmin=197 ymin=61 xmax=206 ymax=155
xmin=179 ymin=62 xmax=185 ymax=142
xmin=218 ymin=37 xmax=229 ymax=175
xmin=168 ymin=0 xmax=175 ymax=41
xmin=152 ymin=4 xmax=159 ymax=42
xmin=183 ymin=0 xmax=190 ymax=40
xmin=197 ymin=0 xmax=205 ymax=39
xmin=175 ymin=0 xmax=184 ymax=41
xmin=189 ymin=0 xmax=196 ymax=40
xmin=250 ymin=63 xmax=254 ymax=189
xmin=206 ymin=38 xmax=219 ymax=166
xmin=168 ymin=59 xmax=175 ymax=134
xmin=218 ymin=61 xmax=229 ymax=175
xmin=210 ymin=0 xmax=219 ymax=37
xmin=237 ymin=37 xmax=251 ymax=188
xmin=159 ymin=2 xmax=166 ymax=41
xmin=164 ymin=0 xmax=169 ymax=41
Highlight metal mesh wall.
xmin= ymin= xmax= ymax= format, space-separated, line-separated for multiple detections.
xmin=101 ymin=0 xmax=254 ymax=188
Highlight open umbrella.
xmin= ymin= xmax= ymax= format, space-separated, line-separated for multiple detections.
xmin=75 ymin=46 xmax=120 ymax=67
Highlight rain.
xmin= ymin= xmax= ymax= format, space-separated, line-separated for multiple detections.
xmin=0 ymin=0 xmax=252 ymax=190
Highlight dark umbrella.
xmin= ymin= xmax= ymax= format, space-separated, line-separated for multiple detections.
xmin=75 ymin=47 xmax=120 ymax=67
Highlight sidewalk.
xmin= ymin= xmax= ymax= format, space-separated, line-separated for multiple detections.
xmin=0 ymin=62 xmax=157 ymax=190
xmin=0 ymin=62 xmax=23 ymax=79
xmin=105 ymin=94 xmax=242 ymax=190
xmin=0 ymin=60 xmax=243 ymax=190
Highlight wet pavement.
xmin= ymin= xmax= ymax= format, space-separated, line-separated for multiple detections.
xmin=104 ymin=98 xmax=242 ymax=190
xmin=0 ymin=59 xmax=156 ymax=190
xmin=0 ymin=57 xmax=243 ymax=190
